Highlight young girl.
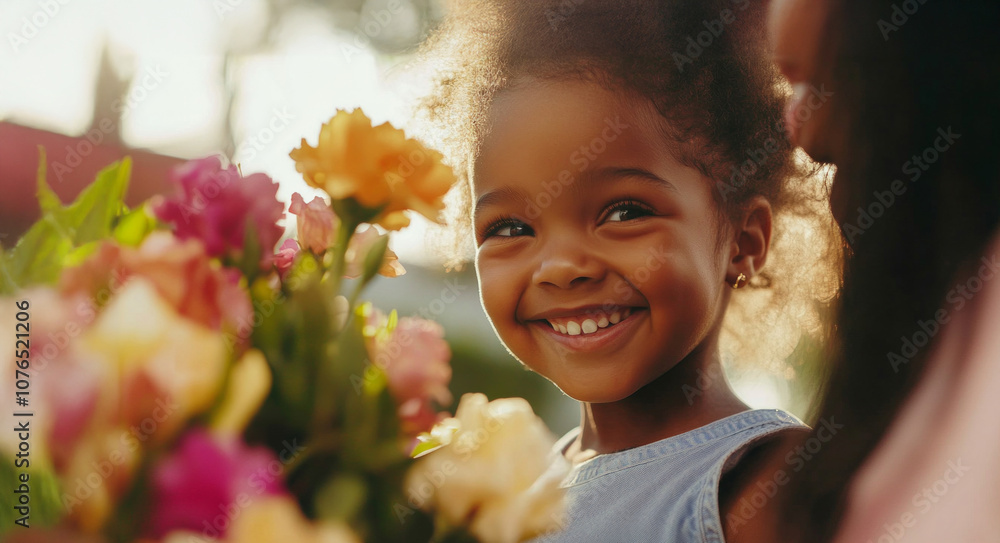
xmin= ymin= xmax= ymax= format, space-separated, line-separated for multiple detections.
xmin=420 ymin=0 xmax=838 ymax=540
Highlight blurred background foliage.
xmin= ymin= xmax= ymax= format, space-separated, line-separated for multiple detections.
xmin=0 ymin=0 xmax=825 ymax=434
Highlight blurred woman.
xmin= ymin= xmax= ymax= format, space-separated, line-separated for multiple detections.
xmin=767 ymin=0 xmax=1000 ymax=541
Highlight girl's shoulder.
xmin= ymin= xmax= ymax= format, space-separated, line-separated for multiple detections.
xmin=536 ymin=410 xmax=806 ymax=542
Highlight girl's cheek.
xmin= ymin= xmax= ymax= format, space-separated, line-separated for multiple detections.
xmin=477 ymin=259 xmax=515 ymax=318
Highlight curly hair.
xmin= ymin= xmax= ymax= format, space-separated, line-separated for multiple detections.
xmin=413 ymin=0 xmax=841 ymax=382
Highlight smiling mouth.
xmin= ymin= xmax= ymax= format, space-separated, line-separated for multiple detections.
xmin=542 ymin=308 xmax=635 ymax=336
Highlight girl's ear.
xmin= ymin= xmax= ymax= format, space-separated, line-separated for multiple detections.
xmin=727 ymin=196 xmax=773 ymax=287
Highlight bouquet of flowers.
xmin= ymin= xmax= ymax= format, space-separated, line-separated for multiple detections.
xmin=0 ymin=110 xmax=567 ymax=543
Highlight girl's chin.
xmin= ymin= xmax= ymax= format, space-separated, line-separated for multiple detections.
xmin=547 ymin=378 xmax=641 ymax=404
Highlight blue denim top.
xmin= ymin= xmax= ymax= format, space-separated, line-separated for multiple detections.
xmin=530 ymin=409 xmax=807 ymax=543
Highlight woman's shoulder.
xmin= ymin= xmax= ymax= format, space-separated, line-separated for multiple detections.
xmin=832 ymin=231 xmax=1000 ymax=543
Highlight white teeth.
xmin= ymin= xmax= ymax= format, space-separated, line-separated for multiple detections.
xmin=544 ymin=308 xmax=640 ymax=336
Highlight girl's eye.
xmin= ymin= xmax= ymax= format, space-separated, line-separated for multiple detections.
xmin=604 ymin=200 xmax=654 ymax=223
xmin=483 ymin=218 xmax=533 ymax=239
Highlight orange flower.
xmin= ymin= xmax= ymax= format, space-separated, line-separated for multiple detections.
xmin=289 ymin=109 xmax=456 ymax=230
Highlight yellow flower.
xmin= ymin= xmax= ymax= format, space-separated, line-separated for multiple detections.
xmin=210 ymin=348 xmax=272 ymax=435
xmin=79 ymin=277 xmax=228 ymax=442
xmin=289 ymin=109 xmax=456 ymax=230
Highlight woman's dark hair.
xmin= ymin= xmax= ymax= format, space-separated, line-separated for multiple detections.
xmin=782 ymin=1 xmax=1000 ymax=540
xmin=417 ymin=0 xmax=840 ymax=372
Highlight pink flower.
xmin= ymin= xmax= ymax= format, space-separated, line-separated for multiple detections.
xmin=59 ymin=232 xmax=252 ymax=333
xmin=147 ymin=429 xmax=285 ymax=539
xmin=288 ymin=192 xmax=337 ymax=254
xmin=274 ymin=239 xmax=299 ymax=278
xmin=365 ymin=311 xmax=452 ymax=434
xmin=344 ymin=225 xmax=406 ymax=279
xmin=152 ymin=156 xmax=284 ymax=270
xmin=384 ymin=318 xmax=452 ymax=405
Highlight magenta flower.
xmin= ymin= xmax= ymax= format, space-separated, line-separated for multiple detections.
xmin=288 ymin=192 xmax=337 ymax=254
xmin=147 ymin=428 xmax=285 ymax=539
xmin=153 ymin=156 xmax=284 ymax=270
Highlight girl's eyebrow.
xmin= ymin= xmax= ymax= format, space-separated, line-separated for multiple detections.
xmin=589 ymin=166 xmax=679 ymax=192
xmin=473 ymin=167 xmax=677 ymax=219
xmin=474 ymin=185 xmax=530 ymax=219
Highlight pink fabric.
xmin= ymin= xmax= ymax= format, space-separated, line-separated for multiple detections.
xmin=834 ymin=234 xmax=1000 ymax=542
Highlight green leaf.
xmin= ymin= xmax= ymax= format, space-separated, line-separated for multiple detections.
xmin=411 ymin=437 xmax=445 ymax=459
xmin=35 ymin=147 xmax=63 ymax=216
xmin=0 ymin=219 xmax=73 ymax=293
xmin=62 ymin=240 xmax=102 ymax=268
xmin=112 ymin=204 xmax=156 ymax=247
xmin=237 ymin=216 xmax=263 ymax=281
xmin=0 ymin=152 xmax=134 ymax=293
xmin=40 ymin=153 xmax=133 ymax=246
xmin=360 ymin=233 xmax=389 ymax=284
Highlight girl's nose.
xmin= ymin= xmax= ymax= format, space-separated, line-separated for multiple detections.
xmin=531 ymin=242 xmax=606 ymax=289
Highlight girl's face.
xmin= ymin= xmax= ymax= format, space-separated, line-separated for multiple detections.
xmin=472 ymin=80 xmax=736 ymax=403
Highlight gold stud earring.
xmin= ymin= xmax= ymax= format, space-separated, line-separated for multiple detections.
xmin=732 ymin=273 xmax=747 ymax=289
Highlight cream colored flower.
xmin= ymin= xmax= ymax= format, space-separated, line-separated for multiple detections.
xmin=406 ymin=393 xmax=569 ymax=543
xmin=219 ymin=496 xmax=362 ymax=543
